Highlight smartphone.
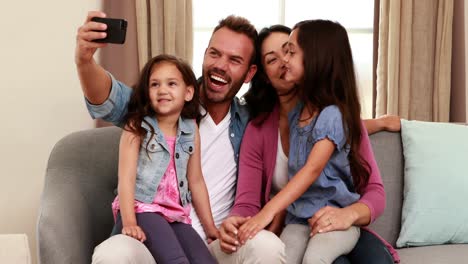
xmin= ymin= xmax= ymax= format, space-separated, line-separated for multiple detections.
xmin=91 ymin=17 xmax=127 ymax=44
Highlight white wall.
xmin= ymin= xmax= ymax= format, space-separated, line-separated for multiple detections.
xmin=0 ymin=1 xmax=100 ymax=263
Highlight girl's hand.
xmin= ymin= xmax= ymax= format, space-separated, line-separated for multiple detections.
xmin=237 ymin=211 xmax=274 ymax=244
xmin=266 ymin=210 xmax=287 ymax=236
xmin=206 ymin=226 xmax=220 ymax=244
xmin=308 ymin=206 xmax=357 ymax=236
xmin=122 ymin=225 xmax=146 ymax=242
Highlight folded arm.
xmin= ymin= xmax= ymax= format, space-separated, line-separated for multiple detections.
xmin=308 ymin=121 xmax=385 ymax=235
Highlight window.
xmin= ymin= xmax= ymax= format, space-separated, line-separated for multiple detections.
xmin=193 ymin=0 xmax=374 ymax=118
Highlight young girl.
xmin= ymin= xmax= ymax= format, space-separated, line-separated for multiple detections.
xmin=111 ymin=54 xmax=218 ymax=263
xmin=238 ymin=20 xmax=370 ymax=263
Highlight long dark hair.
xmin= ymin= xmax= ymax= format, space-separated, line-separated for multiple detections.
xmin=293 ymin=20 xmax=370 ymax=192
xmin=243 ymin=25 xmax=292 ymax=124
xmin=124 ymin=54 xmax=201 ymax=139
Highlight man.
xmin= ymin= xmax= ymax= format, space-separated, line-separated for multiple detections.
xmin=76 ymin=11 xmax=285 ymax=264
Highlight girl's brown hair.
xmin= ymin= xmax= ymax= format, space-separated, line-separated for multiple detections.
xmin=124 ymin=54 xmax=201 ymax=139
xmin=293 ymin=20 xmax=370 ymax=192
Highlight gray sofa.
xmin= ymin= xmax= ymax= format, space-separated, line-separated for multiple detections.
xmin=37 ymin=127 xmax=468 ymax=263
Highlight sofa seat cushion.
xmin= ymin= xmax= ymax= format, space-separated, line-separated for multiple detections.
xmin=398 ymin=244 xmax=468 ymax=263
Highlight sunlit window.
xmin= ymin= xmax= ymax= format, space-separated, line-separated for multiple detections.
xmin=193 ymin=0 xmax=374 ymax=118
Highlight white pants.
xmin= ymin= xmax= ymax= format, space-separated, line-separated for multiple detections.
xmin=280 ymin=224 xmax=360 ymax=264
xmin=92 ymin=230 xmax=285 ymax=264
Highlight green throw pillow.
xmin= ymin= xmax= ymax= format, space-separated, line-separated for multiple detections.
xmin=397 ymin=120 xmax=468 ymax=247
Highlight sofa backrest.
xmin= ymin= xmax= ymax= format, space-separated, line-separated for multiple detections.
xmin=39 ymin=127 xmax=405 ymax=264
xmin=368 ymin=131 xmax=404 ymax=247
xmin=38 ymin=126 xmax=122 ymax=263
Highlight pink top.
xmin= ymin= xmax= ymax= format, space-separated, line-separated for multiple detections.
xmin=112 ymin=136 xmax=191 ymax=224
xmin=231 ymin=105 xmax=399 ymax=263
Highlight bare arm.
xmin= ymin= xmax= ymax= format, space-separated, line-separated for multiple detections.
xmin=266 ymin=210 xmax=287 ymax=236
xmin=237 ymin=139 xmax=335 ymax=242
xmin=187 ymin=127 xmax=218 ymax=241
xmin=75 ymin=11 xmax=112 ymax=104
xmin=118 ymin=129 xmax=146 ymax=242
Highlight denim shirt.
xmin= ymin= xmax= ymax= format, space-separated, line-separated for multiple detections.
xmin=85 ymin=73 xmax=249 ymax=167
xmin=286 ymin=104 xmax=360 ymax=225
xmin=135 ymin=116 xmax=195 ymax=205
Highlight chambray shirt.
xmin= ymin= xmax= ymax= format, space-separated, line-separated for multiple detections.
xmin=85 ymin=73 xmax=249 ymax=167
xmin=286 ymin=104 xmax=360 ymax=225
xmin=134 ymin=116 xmax=195 ymax=205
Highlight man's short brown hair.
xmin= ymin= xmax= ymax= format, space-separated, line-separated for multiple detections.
xmin=213 ymin=15 xmax=258 ymax=65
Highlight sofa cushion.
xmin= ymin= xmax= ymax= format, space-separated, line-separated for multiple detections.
xmin=397 ymin=120 xmax=468 ymax=247
xmin=397 ymin=244 xmax=468 ymax=263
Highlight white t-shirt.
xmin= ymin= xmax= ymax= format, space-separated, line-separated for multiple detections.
xmin=271 ymin=129 xmax=289 ymax=195
xmin=190 ymin=110 xmax=237 ymax=241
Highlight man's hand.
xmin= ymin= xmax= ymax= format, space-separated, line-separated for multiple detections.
xmin=218 ymin=216 xmax=248 ymax=254
xmin=378 ymin=114 xmax=401 ymax=132
xmin=75 ymin=11 xmax=108 ymax=66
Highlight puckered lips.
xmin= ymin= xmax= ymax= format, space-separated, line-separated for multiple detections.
xmin=207 ymin=71 xmax=230 ymax=92
xmin=280 ymin=68 xmax=287 ymax=80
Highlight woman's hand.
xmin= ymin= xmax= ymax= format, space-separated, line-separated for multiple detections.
xmin=237 ymin=210 xmax=274 ymax=244
xmin=122 ymin=224 xmax=146 ymax=242
xmin=308 ymin=206 xmax=358 ymax=236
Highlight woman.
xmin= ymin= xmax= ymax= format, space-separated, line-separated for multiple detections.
xmin=228 ymin=25 xmax=400 ymax=263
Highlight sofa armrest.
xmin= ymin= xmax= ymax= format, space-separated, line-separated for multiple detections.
xmin=37 ymin=127 xmax=122 ymax=263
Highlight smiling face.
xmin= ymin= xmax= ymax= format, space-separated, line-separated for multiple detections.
xmin=284 ymin=29 xmax=305 ymax=86
xmin=202 ymin=27 xmax=257 ymax=104
xmin=261 ymin=32 xmax=295 ymax=95
xmin=148 ymin=62 xmax=194 ymax=118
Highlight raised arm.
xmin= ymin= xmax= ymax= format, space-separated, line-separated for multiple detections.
xmin=76 ymin=11 xmax=133 ymax=126
xmin=75 ymin=11 xmax=112 ymax=104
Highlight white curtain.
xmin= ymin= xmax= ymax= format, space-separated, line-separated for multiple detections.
xmin=376 ymin=0 xmax=453 ymax=121
xmin=135 ymin=0 xmax=193 ymax=69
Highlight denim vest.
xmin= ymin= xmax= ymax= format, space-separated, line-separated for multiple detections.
xmin=86 ymin=73 xmax=250 ymax=168
xmin=134 ymin=116 xmax=195 ymax=206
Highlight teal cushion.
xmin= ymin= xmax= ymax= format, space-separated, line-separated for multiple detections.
xmin=397 ymin=120 xmax=468 ymax=248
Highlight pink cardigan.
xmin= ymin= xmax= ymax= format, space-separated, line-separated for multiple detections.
xmin=230 ymin=105 xmax=399 ymax=262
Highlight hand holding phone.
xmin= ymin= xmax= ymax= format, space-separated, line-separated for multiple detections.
xmin=91 ymin=17 xmax=127 ymax=44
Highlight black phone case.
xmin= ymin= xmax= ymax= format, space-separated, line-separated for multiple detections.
xmin=91 ymin=17 xmax=127 ymax=44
